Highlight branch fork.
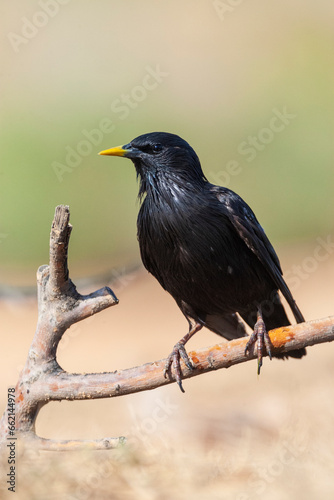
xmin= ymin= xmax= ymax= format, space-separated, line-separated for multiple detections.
xmin=0 ymin=206 xmax=120 ymax=450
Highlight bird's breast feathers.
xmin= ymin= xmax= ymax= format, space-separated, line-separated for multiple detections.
xmin=138 ymin=190 xmax=251 ymax=286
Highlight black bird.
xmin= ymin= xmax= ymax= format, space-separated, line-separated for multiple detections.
xmin=99 ymin=132 xmax=306 ymax=392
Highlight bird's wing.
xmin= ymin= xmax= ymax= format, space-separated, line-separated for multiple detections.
xmin=212 ymin=186 xmax=305 ymax=324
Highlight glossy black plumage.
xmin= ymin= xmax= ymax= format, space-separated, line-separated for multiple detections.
xmin=99 ymin=132 xmax=306 ymax=391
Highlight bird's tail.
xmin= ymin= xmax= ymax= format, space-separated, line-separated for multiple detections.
xmin=277 ymin=277 xmax=305 ymax=324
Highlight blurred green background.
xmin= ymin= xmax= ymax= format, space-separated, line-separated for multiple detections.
xmin=1 ymin=0 xmax=333 ymax=287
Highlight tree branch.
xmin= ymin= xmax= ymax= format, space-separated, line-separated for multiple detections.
xmin=1 ymin=205 xmax=333 ymax=451
xmin=23 ymin=315 xmax=334 ymax=403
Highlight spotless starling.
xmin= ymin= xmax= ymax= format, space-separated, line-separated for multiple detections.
xmin=99 ymin=132 xmax=306 ymax=392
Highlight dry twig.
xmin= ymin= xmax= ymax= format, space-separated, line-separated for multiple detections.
xmin=1 ymin=205 xmax=333 ymax=451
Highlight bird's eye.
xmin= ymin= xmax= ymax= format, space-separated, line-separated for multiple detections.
xmin=152 ymin=143 xmax=162 ymax=153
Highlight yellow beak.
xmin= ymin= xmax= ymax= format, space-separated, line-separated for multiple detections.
xmin=98 ymin=145 xmax=126 ymax=157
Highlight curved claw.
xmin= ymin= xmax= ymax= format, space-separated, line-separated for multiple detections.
xmin=164 ymin=342 xmax=195 ymax=393
xmin=163 ymin=322 xmax=202 ymax=392
xmin=245 ymin=312 xmax=272 ymax=375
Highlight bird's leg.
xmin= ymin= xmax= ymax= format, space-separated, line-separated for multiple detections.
xmin=245 ymin=307 xmax=272 ymax=374
xmin=164 ymin=322 xmax=202 ymax=393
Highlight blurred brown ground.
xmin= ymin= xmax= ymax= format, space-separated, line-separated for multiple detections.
xmin=0 ymin=243 xmax=334 ymax=499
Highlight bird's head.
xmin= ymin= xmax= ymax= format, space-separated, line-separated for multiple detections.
xmin=99 ymin=132 xmax=206 ymax=196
